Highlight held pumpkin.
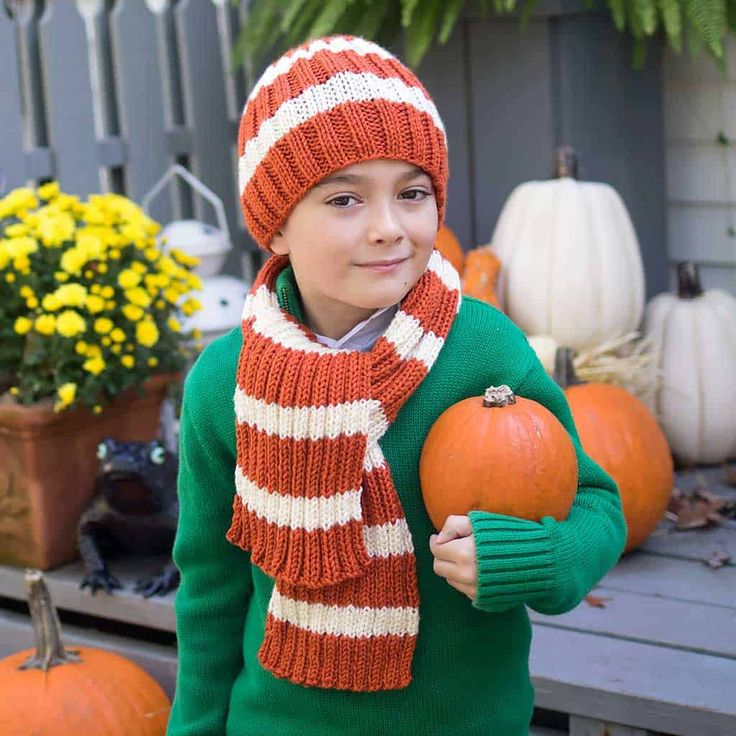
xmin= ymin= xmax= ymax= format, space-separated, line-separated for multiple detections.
xmin=489 ymin=146 xmax=645 ymax=350
xmin=434 ymin=224 xmax=465 ymax=274
xmin=0 ymin=570 xmax=170 ymax=735
xmin=554 ymin=347 xmax=674 ymax=553
xmin=419 ymin=385 xmax=578 ymax=530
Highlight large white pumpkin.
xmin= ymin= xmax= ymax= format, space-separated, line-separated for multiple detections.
xmin=644 ymin=262 xmax=736 ymax=464
xmin=490 ymin=147 xmax=645 ymax=350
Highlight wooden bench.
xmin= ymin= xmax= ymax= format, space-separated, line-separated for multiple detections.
xmin=1 ymin=466 xmax=734 ymax=735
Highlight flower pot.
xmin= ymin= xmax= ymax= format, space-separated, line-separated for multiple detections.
xmin=0 ymin=374 xmax=177 ymax=570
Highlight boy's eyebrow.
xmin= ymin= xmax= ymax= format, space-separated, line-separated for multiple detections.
xmin=313 ymin=166 xmax=429 ymax=188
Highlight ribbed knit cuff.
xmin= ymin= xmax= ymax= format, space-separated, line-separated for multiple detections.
xmin=469 ymin=511 xmax=557 ymax=613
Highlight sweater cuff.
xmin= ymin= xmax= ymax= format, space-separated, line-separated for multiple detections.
xmin=469 ymin=511 xmax=556 ymax=613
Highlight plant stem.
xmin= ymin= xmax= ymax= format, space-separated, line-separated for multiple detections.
xmin=18 ymin=569 xmax=80 ymax=671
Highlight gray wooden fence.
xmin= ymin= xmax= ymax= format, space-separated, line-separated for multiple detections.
xmin=1 ymin=0 xmax=668 ymax=295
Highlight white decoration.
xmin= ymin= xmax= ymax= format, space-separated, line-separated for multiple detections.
xmin=489 ymin=148 xmax=645 ymax=350
xmin=644 ymin=262 xmax=736 ymax=464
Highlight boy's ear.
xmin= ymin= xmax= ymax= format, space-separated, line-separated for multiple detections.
xmin=269 ymin=229 xmax=289 ymax=256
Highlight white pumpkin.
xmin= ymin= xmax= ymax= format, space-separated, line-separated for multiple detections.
xmin=489 ymin=146 xmax=645 ymax=350
xmin=527 ymin=334 xmax=558 ymax=375
xmin=644 ymin=262 xmax=736 ymax=464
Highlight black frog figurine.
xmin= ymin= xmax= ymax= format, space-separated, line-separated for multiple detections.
xmin=78 ymin=437 xmax=180 ymax=598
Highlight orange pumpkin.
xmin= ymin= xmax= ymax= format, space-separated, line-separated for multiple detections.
xmin=554 ymin=347 xmax=674 ymax=553
xmin=0 ymin=570 xmax=170 ymax=735
xmin=419 ymin=385 xmax=578 ymax=530
xmin=461 ymin=248 xmax=502 ymax=309
xmin=434 ymin=224 xmax=465 ymax=274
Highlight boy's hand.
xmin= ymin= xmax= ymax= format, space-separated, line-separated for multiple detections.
xmin=429 ymin=515 xmax=477 ymax=601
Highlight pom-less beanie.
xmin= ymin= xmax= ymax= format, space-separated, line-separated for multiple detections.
xmin=237 ymin=35 xmax=448 ymax=250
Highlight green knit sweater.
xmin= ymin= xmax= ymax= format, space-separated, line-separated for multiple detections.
xmin=167 ymin=266 xmax=626 ymax=736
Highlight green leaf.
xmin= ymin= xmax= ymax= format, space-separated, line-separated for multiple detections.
xmin=404 ymin=0 xmax=444 ymax=67
xmin=284 ymin=0 xmax=323 ymax=47
xmin=685 ymin=0 xmax=726 ymax=59
xmin=306 ymin=0 xmax=354 ymax=39
xmin=353 ymin=1 xmax=391 ymax=39
xmin=727 ymin=0 xmax=736 ymax=30
xmin=281 ymin=0 xmax=311 ymax=34
xmin=401 ymin=0 xmax=423 ymax=27
xmin=519 ymin=0 xmax=539 ymax=32
xmin=608 ymin=0 xmax=627 ymax=32
xmin=633 ymin=0 xmax=658 ymax=34
xmin=658 ymin=0 xmax=683 ymax=52
xmin=632 ymin=36 xmax=649 ymax=67
xmin=438 ymin=0 xmax=466 ymax=44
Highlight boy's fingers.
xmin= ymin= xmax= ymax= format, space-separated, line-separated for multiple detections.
xmin=432 ymin=558 xmax=457 ymax=579
xmin=436 ymin=515 xmax=473 ymax=543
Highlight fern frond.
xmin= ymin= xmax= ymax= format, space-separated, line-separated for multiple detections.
xmin=519 ymin=0 xmax=540 ymax=32
xmin=404 ymin=0 xmax=444 ymax=66
xmin=608 ymin=0 xmax=627 ymax=32
xmin=685 ymin=0 xmax=726 ymax=59
xmin=633 ymin=0 xmax=658 ymax=34
xmin=439 ymin=0 xmax=466 ymax=43
xmin=306 ymin=0 xmax=354 ymax=40
xmin=401 ymin=0 xmax=423 ymax=28
xmin=658 ymin=0 xmax=683 ymax=52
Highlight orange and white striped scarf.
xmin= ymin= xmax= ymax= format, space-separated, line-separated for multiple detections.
xmin=227 ymin=250 xmax=461 ymax=691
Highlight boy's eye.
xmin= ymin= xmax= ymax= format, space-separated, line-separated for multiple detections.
xmin=328 ymin=195 xmax=359 ymax=208
xmin=400 ymin=188 xmax=430 ymax=201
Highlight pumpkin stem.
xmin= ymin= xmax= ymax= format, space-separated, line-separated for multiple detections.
xmin=18 ymin=569 xmax=80 ymax=671
xmin=553 ymin=347 xmax=584 ymax=388
xmin=676 ymin=261 xmax=703 ymax=299
xmin=554 ymin=145 xmax=579 ymax=180
xmin=483 ymin=385 xmax=517 ymax=407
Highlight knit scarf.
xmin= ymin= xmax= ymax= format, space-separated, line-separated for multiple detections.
xmin=226 ymin=250 xmax=461 ymax=691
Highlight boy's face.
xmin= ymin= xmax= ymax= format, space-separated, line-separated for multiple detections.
xmin=270 ymin=158 xmax=438 ymax=338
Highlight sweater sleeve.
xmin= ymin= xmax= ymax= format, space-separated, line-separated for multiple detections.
xmin=167 ymin=337 xmax=253 ymax=735
xmin=469 ymin=350 xmax=627 ymax=616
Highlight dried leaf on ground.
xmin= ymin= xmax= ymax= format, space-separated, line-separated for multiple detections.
xmin=667 ymin=487 xmax=729 ymax=530
xmin=705 ymin=551 xmax=732 ymax=569
xmin=584 ymin=594 xmax=613 ymax=608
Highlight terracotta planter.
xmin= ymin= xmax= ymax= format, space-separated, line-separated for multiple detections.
xmin=0 ymin=374 xmax=177 ymax=570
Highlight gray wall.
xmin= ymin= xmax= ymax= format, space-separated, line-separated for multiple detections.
xmin=1 ymin=0 xmax=668 ymax=296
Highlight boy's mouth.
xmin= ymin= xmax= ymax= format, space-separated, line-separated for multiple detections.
xmin=358 ymin=257 xmax=409 ymax=272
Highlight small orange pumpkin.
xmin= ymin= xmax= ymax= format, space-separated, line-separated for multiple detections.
xmin=461 ymin=248 xmax=502 ymax=309
xmin=434 ymin=224 xmax=465 ymax=274
xmin=554 ymin=347 xmax=674 ymax=553
xmin=419 ymin=385 xmax=578 ymax=530
xmin=0 ymin=570 xmax=170 ymax=735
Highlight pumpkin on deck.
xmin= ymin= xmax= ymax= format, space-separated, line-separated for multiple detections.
xmin=554 ymin=347 xmax=674 ymax=553
xmin=419 ymin=385 xmax=578 ymax=531
xmin=644 ymin=261 xmax=736 ymax=465
xmin=0 ymin=570 xmax=170 ymax=735
xmin=461 ymin=248 xmax=502 ymax=309
xmin=434 ymin=224 xmax=465 ymax=274
xmin=489 ymin=145 xmax=645 ymax=350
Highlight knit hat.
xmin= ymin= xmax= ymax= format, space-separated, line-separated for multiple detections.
xmin=237 ymin=35 xmax=448 ymax=250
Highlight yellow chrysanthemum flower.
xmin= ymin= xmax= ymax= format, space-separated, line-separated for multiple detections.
xmin=121 ymin=355 xmax=135 ymax=368
xmin=181 ymin=297 xmax=202 ymax=316
xmin=136 ymin=320 xmax=159 ymax=348
xmin=54 ymin=271 xmax=70 ymax=283
xmin=54 ymin=382 xmax=77 ymax=412
xmin=83 ymin=355 xmax=106 ymax=376
xmin=102 ymin=336 xmax=112 ymax=347
xmin=85 ymin=295 xmax=106 ymax=314
xmin=93 ymin=405 xmax=103 ymax=415
xmin=167 ymin=316 xmax=181 ymax=333
xmin=56 ymin=310 xmax=86 ymax=338
xmin=94 ymin=317 xmax=114 ymax=335
xmin=75 ymin=340 xmax=88 ymax=355
xmin=110 ymin=328 xmax=126 ymax=343
xmin=144 ymin=247 xmax=160 ymax=262
xmin=19 ymin=285 xmax=34 ymax=298
xmin=131 ymin=261 xmax=147 ymax=275
xmin=54 ymin=283 xmax=88 ymax=308
xmin=14 ymin=317 xmax=32 ymax=335
xmin=101 ymin=285 xmax=115 ymax=299
xmin=42 ymin=294 xmax=62 ymax=312
xmin=111 ymin=344 xmax=122 ymax=354
xmin=5 ymin=273 xmax=16 ymax=283
xmin=26 ymin=296 xmax=39 ymax=309
xmin=191 ymin=328 xmax=202 ymax=340
xmin=38 ymin=181 xmax=60 ymax=200
xmin=126 ymin=287 xmax=151 ymax=308
xmin=118 ymin=268 xmax=141 ymax=289
xmin=60 ymin=248 xmax=86 ymax=275
xmin=5 ymin=223 xmax=28 ymax=237
xmin=86 ymin=344 xmax=102 ymax=358
xmin=35 ymin=314 xmax=57 ymax=336
xmin=163 ymin=287 xmax=180 ymax=304
xmin=147 ymin=356 xmax=159 ymax=367
xmin=122 ymin=304 xmax=144 ymax=322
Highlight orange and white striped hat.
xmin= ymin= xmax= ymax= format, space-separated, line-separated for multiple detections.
xmin=237 ymin=35 xmax=448 ymax=250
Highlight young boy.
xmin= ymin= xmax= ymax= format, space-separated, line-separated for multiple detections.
xmin=167 ymin=35 xmax=626 ymax=736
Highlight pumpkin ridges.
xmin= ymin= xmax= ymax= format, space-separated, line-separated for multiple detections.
xmin=434 ymin=225 xmax=465 ymax=274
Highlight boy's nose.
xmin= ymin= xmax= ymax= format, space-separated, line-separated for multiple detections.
xmin=367 ymin=205 xmax=404 ymax=245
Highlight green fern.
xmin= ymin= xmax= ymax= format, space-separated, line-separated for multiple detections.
xmin=232 ymin=0 xmax=736 ymax=73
